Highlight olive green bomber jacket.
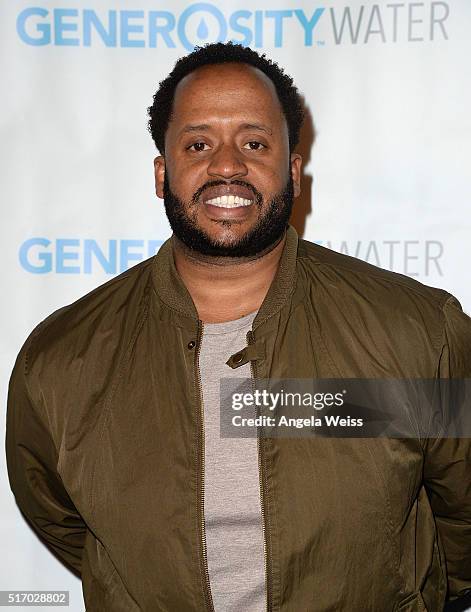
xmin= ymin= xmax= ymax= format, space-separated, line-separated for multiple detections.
xmin=6 ymin=226 xmax=471 ymax=611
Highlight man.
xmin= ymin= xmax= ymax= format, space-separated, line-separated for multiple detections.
xmin=6 ymin=42 xmax=471 ymax=611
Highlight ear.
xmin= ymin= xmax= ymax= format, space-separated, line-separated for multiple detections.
xmin=290 ymin=153 xmax=302 ymax=197
xmin=154 ymin=156 xmax=165 ymax=199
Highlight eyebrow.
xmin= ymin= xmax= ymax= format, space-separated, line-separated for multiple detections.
xmin=179 ymin=122 xmax=273 ymax=136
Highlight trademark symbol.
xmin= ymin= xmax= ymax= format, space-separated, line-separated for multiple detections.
xmin=316 ymin=40 xmax=325 ymax=47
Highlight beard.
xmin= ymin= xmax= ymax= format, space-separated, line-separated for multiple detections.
xmin=163 ymin=171 xmax=294 ymax=258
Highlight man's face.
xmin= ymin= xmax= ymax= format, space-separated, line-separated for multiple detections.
xmin=154 ymin=63 xmax=302 ymax=257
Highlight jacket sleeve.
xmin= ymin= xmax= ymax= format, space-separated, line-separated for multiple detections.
xmin=423 ymin=295 xmax=471 ymax=601
xmin=5 ymin=339 xmax=86 ymax=575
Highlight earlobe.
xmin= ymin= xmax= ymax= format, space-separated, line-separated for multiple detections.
xmin=154 ymin=156 xmax=166 ymax=199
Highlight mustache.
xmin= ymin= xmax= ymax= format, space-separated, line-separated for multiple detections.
xmin=191 ymin=179 xmax=263 ymax=205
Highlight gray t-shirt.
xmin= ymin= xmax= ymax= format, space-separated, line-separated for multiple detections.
xmin=199 ymin=311 xmax=265 ymax=612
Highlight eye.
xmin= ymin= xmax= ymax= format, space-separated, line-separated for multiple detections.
xmin=243 ymin=141 xmax=266 ymax=151
xmin=187 ymin=142 xmax=210 ymax=152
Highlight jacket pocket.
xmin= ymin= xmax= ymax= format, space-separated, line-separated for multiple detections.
xmin=396 ymin=592 xmax=428 ymax=611
xmin=81 ymin=534 xmax=140 ymax=611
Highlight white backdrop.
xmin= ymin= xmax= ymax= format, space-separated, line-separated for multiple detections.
xmin=1 ymin=1 xmax=470 ymax=609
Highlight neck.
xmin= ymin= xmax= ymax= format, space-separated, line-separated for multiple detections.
xmin=172 ymin=233 xmax=286 ymax=323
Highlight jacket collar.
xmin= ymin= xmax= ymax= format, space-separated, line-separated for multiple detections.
xmin=151 ymin=225 xmax=299 ymax=327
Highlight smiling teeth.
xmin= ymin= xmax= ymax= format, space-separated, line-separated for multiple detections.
xmin=205 ymin=195 xmax=253 ymax=208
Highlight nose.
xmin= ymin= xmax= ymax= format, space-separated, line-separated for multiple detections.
xmin=206 ymin=143 xmax=248 ymax=180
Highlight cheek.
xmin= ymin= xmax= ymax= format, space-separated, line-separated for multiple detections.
xmin=254 ymin=149 xmax=290 ymax=177
xmin=167 ymin=159 xmax=209 ymax=197
xmin=254 ymin=163 xmax=290 ymax=195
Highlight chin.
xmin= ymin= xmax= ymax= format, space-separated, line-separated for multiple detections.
xmin=203 ymin=220 xmax=251 ymax=239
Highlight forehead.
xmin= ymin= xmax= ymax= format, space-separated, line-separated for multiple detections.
xmin=170 ymin=63 xmax=286 ymax=132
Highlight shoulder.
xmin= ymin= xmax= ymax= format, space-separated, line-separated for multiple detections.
xmin=297 ymin=237 xmax=452 ymax=309
xmin=21 ymin=256 xmax=155 ymax=383
xmin=295 ymin=238 xmax=462 ymax=357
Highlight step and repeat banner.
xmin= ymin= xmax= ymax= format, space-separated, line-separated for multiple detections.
xmin=1 ymin=0 xmax=470 ymax=609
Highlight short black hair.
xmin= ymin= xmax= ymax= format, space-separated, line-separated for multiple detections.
xmin=147 ymin=42 xmax=304 ymax=155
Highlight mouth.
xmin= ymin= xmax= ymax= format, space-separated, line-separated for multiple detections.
xmin=204 ymin=195 xmax=253 ymax=208
xmin=201 ymin=183 xmax=256 ymax=209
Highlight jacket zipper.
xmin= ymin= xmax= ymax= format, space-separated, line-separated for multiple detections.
xmin=195 ymin=321 xmax=215 ymax=612
xmin=247 ymin=329 xmax=272 ymax=612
